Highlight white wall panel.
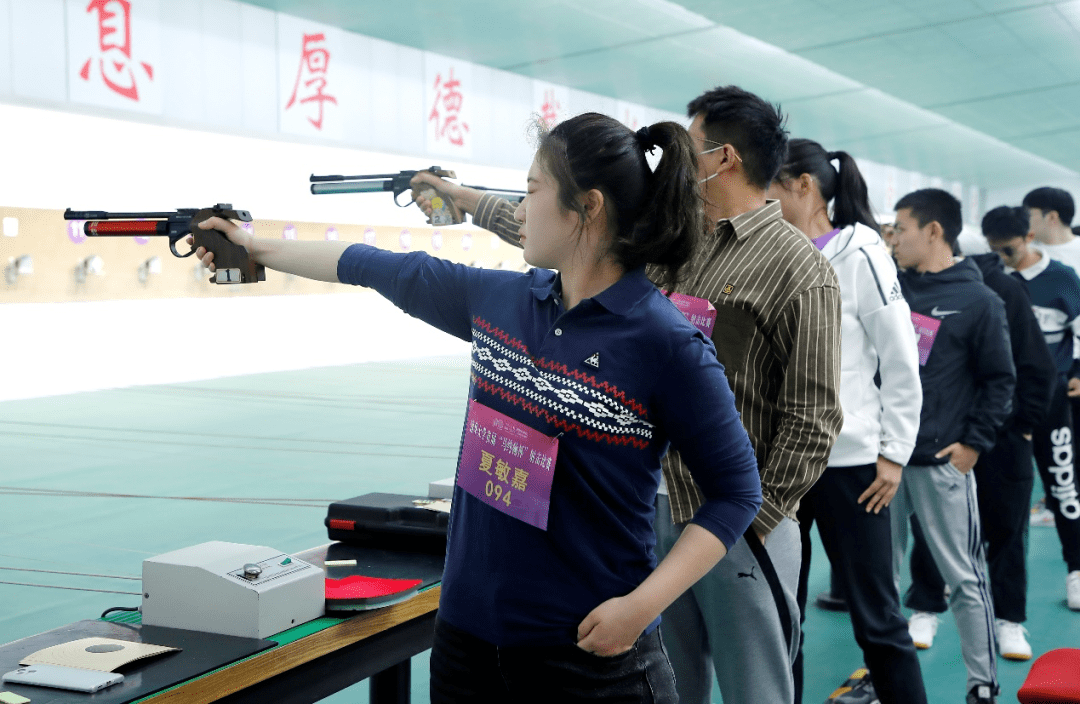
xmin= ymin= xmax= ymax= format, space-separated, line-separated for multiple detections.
xmin=239 ymin=2 xmax=277 ymax=135
xmin=160 ymin=0 xmax=204 ymax=123
xmin=489 ymin=69 xmax=533 ymax=170
xmin=201 ymin=0 xmax=243 ymax=131
xmin=568 ymin=89 xmax=617 ymax=121
xmin=11 ymin=0 xmax=66 ymax=102
xmin=338 ymin=30 xmax=372 ymax=150
xmin=0 ymin=0 xmax=14 ymax=97
xmin=395 ymin=44 xmax=425 ymax=157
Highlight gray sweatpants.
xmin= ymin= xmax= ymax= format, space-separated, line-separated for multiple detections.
xmin=891 ymin=463 xmax=998 ymax=692
xmin=654 ymin=495 xmax=801 ymax=704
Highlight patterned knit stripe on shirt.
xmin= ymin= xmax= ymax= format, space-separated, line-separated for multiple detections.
xmin=472 ymin=316 xmax=654 ymax=448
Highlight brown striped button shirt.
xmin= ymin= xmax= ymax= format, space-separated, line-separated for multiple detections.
xmin=473 ymin=194 xmax=843 ymax=536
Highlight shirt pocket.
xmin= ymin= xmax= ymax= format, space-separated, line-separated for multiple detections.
xmin=711 ymin=306 xmax=758 ymax=375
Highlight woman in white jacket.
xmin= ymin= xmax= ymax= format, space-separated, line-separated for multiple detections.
xmin=768 ymin=139 xmax=926 ymax=704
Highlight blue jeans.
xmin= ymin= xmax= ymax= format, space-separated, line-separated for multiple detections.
xmin=429 ymin=617 xmax=677 ymax=704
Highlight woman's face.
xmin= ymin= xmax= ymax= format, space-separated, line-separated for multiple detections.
xmin=514 ymin=157 xmax=582 ymax=270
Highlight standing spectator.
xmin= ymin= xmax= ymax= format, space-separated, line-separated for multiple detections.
xmin=891 ymin=189 xmax=1015 ymax=704
xmin=905 ymin=205 xmax=1055 ymax=662
xmin=1025 ymin=187 xmax=1080 ymax=273
xmin=768 ymin=138 xmax=926 ymax=704
xmin=415 ymin=87 xmax=844 ymax=704
xmin=985 ymin=206 xmax=1080 ymax=610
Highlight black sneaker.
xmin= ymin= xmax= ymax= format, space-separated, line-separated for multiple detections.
xmin=825 ymin=668 xmax=879 ymax=703
xmin=966 ymin=684 xmax=997 ymax=704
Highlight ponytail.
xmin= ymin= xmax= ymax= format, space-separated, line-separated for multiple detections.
xmin=779 ymin=139 xmax=878 ymax=233
xmin=620 ymin=121 xmax=703 ymax=291
xmin=535 ymin=114 xmax=703 ymax=291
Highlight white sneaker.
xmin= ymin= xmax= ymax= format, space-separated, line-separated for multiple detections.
xmin=908 ymin=611 xmax=939 ymax=649
xmin=1068 ymin=571 xmax=1080 ymax=610
xmin=996 ymin=619 xmax=1032 ymax=661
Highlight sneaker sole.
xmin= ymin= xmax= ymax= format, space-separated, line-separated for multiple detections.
xmin=1001 ymin=652 xmax=1032 ymax=661
xmin=912 ymin=641 xmax=932 ymax=649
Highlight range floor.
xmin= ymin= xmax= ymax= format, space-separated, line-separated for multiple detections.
xmin=2 ymin=357 xmax=1077 ymax=703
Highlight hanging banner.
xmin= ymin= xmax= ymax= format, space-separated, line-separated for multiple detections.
xmin=67 ymin=0 xmax=163 ymax=114
xmin=533 ymin=81 xmax=569 ymax=130
xmin=278 ymin=14 xmax=344 ymax=139
xmin=424 ymin=52 xmax=472 ymax=158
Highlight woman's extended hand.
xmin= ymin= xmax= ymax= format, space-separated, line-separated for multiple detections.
xmin=575 ymin=594 xmax=653 ymax=657
xmin=186 ymin=216 xmax=254 ymax=272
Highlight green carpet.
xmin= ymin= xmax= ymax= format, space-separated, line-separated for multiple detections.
xmin=1 ymin=357 xmax=1077 ymax=703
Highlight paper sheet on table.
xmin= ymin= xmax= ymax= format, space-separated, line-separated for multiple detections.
xmin=21 ymin=637 xmax=179 ymax=672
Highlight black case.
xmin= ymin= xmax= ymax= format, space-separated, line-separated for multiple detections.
xmin=325 ymin=492 xmax=448 ymax=553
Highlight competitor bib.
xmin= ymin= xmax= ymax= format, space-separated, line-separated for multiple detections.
xmin=910 ymin=312 xmax=942 ymax=366
xmin=667 ymin=293 xmax=717 ymax=337
xmin=457 ymin=400 xmax=558 ymax=530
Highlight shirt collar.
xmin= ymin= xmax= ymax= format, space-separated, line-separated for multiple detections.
xmin=716 ymin=200 xmax=784 ymax=241
xmin=1011 ymin=247 xmax=1051 ymax=280
xmin=529 ymin=267 xmax=653 ymax=316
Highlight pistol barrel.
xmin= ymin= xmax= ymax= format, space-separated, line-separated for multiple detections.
xmin=310 ymin=181 xmax=392 ymax=195
xmin=85 ymin=221 xmax=168 ymax=236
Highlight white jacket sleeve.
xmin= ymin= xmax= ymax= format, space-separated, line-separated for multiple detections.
xmin=855 ymin=245 xmax=923 ymax=466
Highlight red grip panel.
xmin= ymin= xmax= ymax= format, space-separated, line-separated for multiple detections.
xmin=328 ymin=519 xmax=355 ymax=531
xmin=87 ymin=221 xmax=163 ymax=235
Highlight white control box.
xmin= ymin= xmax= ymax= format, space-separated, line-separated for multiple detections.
xmin=141 ymin=541 xmax=324 ymax=639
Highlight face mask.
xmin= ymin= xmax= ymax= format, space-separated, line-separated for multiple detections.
xmin=697 ymin=145 xmax=739 ymax=185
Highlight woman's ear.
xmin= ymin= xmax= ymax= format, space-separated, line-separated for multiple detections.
xmin=583 ymin=189 xmax=605 ymax=223
xmin=799 ymin=173 xmax=815 ymax=197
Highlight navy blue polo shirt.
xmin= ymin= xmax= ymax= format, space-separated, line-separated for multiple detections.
xmin=338 ymin=244 xmax=761 ymax=647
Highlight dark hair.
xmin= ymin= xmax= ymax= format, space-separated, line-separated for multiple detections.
xmin=981 ymin=205 xmax=1029 ymax=242
xmin=686 ymin=85 xmax=788 ymax=190
xmin=894 ymin=189 xmax=963 ymax=248
xmin=535 ymin=113 xmax=703 ymax=290
xmin=1023 ymin=187 xmax=1075 ymax=226
xmin=777 ymin=138 xmax=878 ymax=232
xmin=1073 ymin=225 xmax=1080 ymax=236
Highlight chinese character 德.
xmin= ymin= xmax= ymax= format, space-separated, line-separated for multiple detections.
xmin=429 ymin=68 xmax=469 ymax=147
xmin=285 ymin=33 xmax=337 ymax=131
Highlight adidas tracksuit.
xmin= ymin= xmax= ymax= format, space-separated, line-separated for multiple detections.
xmin=892 ymin=258 xmax=1015 ymax=693
xmin=1011 ymin=250 xmax=1080 ymax=574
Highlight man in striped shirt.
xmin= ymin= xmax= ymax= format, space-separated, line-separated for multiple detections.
xmin=411 ymin=86 xmax=842 ymax=704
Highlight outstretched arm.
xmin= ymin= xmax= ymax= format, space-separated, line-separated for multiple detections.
xmin=193 ymin=216 xmax=350 ymax=283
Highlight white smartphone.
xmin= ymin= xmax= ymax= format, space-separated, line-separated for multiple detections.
xmin=2 ymin=664 xmax=124 ymax=692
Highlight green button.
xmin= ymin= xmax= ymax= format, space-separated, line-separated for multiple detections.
xmin=281 ymin=558 xmax=292 ymax=565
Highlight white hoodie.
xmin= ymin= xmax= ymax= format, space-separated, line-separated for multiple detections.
xmin=820 ymin=223 xmax=922 ymax=467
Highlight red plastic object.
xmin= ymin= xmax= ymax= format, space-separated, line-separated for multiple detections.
xmin=328 ymin=519 xmax=355 ymax=531
xmin=87 ymin=221 xmax=162 ymax=234
xmin=325 ymin=576 xmax=422 ymax=601
xmin=1018 ymin=648 xmax=1080 ymax=703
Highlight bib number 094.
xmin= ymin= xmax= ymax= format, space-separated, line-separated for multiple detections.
xmin=485 ymin=480 xmax=512 ymax=507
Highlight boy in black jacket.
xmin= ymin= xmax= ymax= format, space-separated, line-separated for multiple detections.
xmin=890 ymin=189 xmax=1016 ymax=704
xmin=904 ymin=244 xmax=1055 ymax=662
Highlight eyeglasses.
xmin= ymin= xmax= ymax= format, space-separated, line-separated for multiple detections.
xmin=699 ymin=138 xmax=743 ymax=163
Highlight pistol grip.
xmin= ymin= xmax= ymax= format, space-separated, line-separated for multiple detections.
xmin=192 ymin=229 xmax=265 ymax=284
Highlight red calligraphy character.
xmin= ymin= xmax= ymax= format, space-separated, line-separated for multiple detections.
xmin=540 ymin=89 xmax=561 ymax=128
xmin=285 ymin=33 xmax=338 ymax=131
xmin=80 ymin=0 xmax=154 ymax=102
xmin=429 ymin=68 xmax=469 ymax=147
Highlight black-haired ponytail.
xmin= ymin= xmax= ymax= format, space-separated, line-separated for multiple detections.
xmin=536 ymin=114 xmax=703 ymax=291
xmin=779 ymin=139 xmax=878 ymax=233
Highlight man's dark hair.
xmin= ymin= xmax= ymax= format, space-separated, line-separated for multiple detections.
xmin=687 ymin=85 xmax=788 ymax=190
xmin=1023 ymin=187 xmax=1075 ymax=226
xmin=894 ymin=189 xmax=963 ymax=248
xmin=981 ymin=206 xmax=1029 ymax=242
